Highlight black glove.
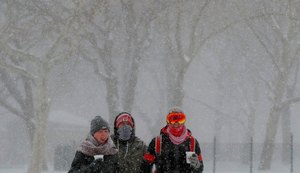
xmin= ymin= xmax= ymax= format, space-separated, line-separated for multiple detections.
xmin=189 ymin=154 xmax=201 ymax=169
xmin=90 ymin=158 xmax=103 ymax=171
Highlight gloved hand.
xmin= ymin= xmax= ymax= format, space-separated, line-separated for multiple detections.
xmin=189 ymin=154 xmax=201 ymax=169
xmin=93 ymin=158 xmax=103 ymax=164
xmin=90 ymin=157 xmax=103 ymax=170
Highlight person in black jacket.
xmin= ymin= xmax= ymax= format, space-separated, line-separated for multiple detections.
xmin=111 ymin=112 xmax=147 ymax=173
xmin=142 ymin=107 xmax=204 ymax=173
xmin=68 ymin=116 xmax=118 ymax=173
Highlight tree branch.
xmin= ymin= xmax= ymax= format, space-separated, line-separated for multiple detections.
xmin=0 ymin=61 xmax=35 ymax=80
xmin=0 ymin=96 xmax=23 ymax=117
xmin=186 ymin=95 xmax=245 ymax=126
xmin=0 ymin=41 xmax=40 ymax=63
xmin=280 ymin=96 xmax=300 ymax=110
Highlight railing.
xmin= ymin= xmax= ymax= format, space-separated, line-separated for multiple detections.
xmin=204 ymin=134 xmax=296 ymax=173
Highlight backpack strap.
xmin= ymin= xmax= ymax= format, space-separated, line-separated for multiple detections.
xmin=189 ymin=135 xmax=203 ymax=161
xmin=189 ymin=135 xmax=196 ymax=152
xmin=155 ymin=135 xmax=162 ymax=155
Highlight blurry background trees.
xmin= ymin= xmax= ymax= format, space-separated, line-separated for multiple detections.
xmin=0 ymin=0 xmax=300 ymax=173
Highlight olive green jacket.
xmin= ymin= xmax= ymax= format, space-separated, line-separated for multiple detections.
xmin=112 ymin=135 xmax=147 ymax=173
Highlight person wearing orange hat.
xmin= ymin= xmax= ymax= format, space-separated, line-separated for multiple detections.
xmin=142 ymin=107 xmax=204 ymax=173
xmin=112 ymin=112 xmax=147 ymax=173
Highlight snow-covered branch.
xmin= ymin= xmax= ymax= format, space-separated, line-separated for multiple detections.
xmin=186 ymin=95 xmax=245 ymax=126
xmin=0 ymin=61 xmax=35 ymax=79
xmin=0 ymin=41 xmax=40 ymax=63
xmin=0 ymin=94 xmax=23 ymax=117
xmin=280 ymin=96 xmax=300 ymax=110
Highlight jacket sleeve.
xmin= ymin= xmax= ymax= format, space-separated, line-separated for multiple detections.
xmin=192 ymin=139 xmax=204 ymax=173
xmin=68 ymin=151 xmax=101 ymax=173
xmin=140 ymin=138 xmax=156 ymax=173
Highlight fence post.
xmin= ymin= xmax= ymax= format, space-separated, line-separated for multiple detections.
xmin=291 ymin=133 xmax=293 ymax=173
xmin=250 ymin=137 xmax=253 ymax=173
xmin=213 ymin=136 xmax=216 ymax=173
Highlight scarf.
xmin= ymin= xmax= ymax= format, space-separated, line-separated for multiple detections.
xmin=78 ymin=134 xmax=118 ymax=156
xmin=167 ymin=125 xmax=189 ymax=145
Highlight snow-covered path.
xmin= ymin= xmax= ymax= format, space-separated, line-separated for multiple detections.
xmin=0 ymin=160 xmax=298 ymax=173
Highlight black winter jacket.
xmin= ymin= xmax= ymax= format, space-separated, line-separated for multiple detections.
xmin=68 ymin=151 xmax=118 ymax=173
xmin=142 ymin=127 xmax=204 ymax=173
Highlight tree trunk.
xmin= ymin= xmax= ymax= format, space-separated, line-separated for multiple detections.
xmin=167 ymin=68 xmax=185 ymax=108
xmin=105 ymin=74 xmax=119 ymax=124
xmin=27 ymin=64 xmax=50 ymax=173
xmin=258 ymin=106 xmax=281 ymax=170
xmin=25 ymin=119 xmax=35 ymax=149
xmin=258 ymin=35 xmax=292 ymax=169
xmin=100 ymin=37 xmax=120 ymax=124
xmin=259 ymin=70 xmax=288 ymax=170
xmin=281 ymin=88 xmax=293 ymax=164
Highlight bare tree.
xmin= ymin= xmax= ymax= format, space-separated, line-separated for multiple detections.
xmin=239 ymin=0 xmax=300 ymax=169
xmin=156 ymin=0 xmax=243 ymax=109
xmin=78 ymin=0 xmax=168 ymax=123
xmin=281 ymin=59 xmax=299 ymax=163
xmin=0 ymin=1 xmax=81 ymax=172
xmin=161 ymin=0 xmax=210 ymax=108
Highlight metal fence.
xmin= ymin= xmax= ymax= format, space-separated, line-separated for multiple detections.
xmin=201 ymin=134 xmax=298 ymax=173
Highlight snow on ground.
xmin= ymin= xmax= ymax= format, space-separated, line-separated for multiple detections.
xmin=0 ymin=160 xmax=298 ymax=173
xmin=0 ymin=167 xmax=64 ymax=173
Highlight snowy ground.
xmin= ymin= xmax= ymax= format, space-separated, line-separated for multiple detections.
xmin=0 ymin=160 xmax=298 ymax=173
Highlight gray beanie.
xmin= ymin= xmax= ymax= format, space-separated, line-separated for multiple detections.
xmin=90 ymin=116 xmax=110 ymax=135
xmin=168 ymin=106 xmax=183 ymax=114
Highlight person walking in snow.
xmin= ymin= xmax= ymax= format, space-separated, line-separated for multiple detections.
xmin=68 ymin=116 xmax=118 ymax=173
xmin=112 ymin=112 xmax=148 ymax=173
xmin=141 ymin=107 xmax=204 ymax=173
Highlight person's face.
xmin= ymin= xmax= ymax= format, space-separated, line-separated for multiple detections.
xmin=93 ymin=129 xmax=110 ymax=144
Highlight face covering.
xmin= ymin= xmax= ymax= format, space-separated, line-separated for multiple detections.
xmin=168 ymin=124 xmax=185 ymax=137
xmin=117 ymin=125 xmax=133 ymax=141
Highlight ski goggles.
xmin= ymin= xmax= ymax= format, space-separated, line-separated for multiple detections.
xmin=166 ymin=112 xmax=186 ymax=124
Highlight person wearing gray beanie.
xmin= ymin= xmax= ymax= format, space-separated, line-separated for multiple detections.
xmin=68 ymin=116 xmax=118 ymax=173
